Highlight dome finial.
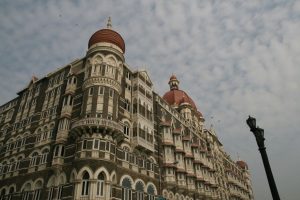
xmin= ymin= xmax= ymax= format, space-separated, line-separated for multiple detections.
xmin=169 ymin=74 xmax=179 ymax=90
xmin=107 ymin=16 xmax=112 ymax=29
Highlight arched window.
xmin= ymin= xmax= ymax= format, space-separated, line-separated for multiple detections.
xmin=147 ymin=184 xmax=155 ymax=200
xmin=81 ymin=172 xmax=90 ymax=196
xmin=41 ymin=127 xmax=48 ymax=141
xmin=9 ymin=158 xmax=16 ymax=172
xmin=123 ymin=147 xmax=130 ymax=162
xmin=15 ymin=156 xmax=23 ymax=170
xmin=33 ymin=180 xmax=43 ymax=200
xmin=5 ymin=109 xmax=14 ymax=122
xmin=124 ymin=122 xmax=130 ymax=138
xmin=135 ymin=181 xmax=144 ymax=200
xmin=8 ymin=186 xmax=15 ymax=199
xmin=57 ymin=174 xmax=65 ymax=200
xmin=9 ymin=186 xmax=15 ymax=194
xmin=0 ymin=188 xmax=6 ymax=197
xmin=2 ymin=161 xmax=7 ymax=174
xmin=124 ymin=99 xmax=130 ymax=111
xmin=122 ymin=178 xmax=132 ymax=200
xmin=30 ymin=152 xmax=39 ymax=166
xmin=96 ymin=173 xmax=105 ymax=197
xmin=40 ymin=149 xmax=49 ymax=164
xmin=22 ymin=183 xmax=31 ymax=200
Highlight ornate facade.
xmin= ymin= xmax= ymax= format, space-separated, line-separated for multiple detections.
xmin=0 ymin=19 xmax=253 ymax=200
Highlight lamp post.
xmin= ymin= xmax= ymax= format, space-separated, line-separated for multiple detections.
xmin=246 ymin=116 xmax=280 ymax=200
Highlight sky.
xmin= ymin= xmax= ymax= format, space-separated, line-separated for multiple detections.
xmin=0 ymin=0 xmax=300 ymax=199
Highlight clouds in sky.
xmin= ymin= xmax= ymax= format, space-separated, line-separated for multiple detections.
xmin=1 ymin=0 xmax=300 ymax=199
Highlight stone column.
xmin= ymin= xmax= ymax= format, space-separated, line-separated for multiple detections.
xmin=105 ymin=180 xmax=111 ymax=200
xmin=74 ymin=179 xmax=81 ymax=200
xmin=90 ymin=179 xmax=97 ymax=200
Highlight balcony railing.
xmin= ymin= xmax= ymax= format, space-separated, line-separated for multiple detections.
xmin=132 ymin=136 xmax=154 ymax=152
xmin=71 ymin=117 xmax=123 ymax=133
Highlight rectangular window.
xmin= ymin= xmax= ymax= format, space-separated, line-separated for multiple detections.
xmin=126 ymin=71 xmax=131 ymax=79
xmin=32 ymin=98 xmax=36 ymax=105
xmin=94 ymin=139 xmax=99 ymax=149
xmin=82 ymin=140 xmax=87 ymax=150
xmin=33 ymin=189 xmax=41 ymax=200
xmin=137 ymin=192 xmax=143 ymax=200
xmin=109 ymin=89 xmax=114 ymax=98
xmin=22 ymin=191 xmax=30 ymax=200
xmin=57 ymin=186 xmax=63 ymax=200
xmin=96 ymin=96 xmax=104 ymax=112
xmin=99 ymin=86 xmax=104 ymax=95
xmin=47 ymin=187 xmax=54 ymax=200
xmin=122 ymin=188 xmax=132 ymax=200
xmin=56 ymin=86 xmax=61 ymax=95
xmin=60 ymin=72 xmax=64 ymax=82
xmin=81 ymin=181 xmax=89 ymax=196
xmin=89 ymin=87 xmax=94 ymax=96
xmin=51 ymin=90 xmax=55 ymax=97
xmin=96 ymin=180 xmax=104 ymax=197
xmin=42 ymin=132 xmax=48 ymax=140
xmin=41 ymin=153 xmax=48 ymax=164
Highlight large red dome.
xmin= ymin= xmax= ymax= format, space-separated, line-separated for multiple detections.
xmin=88 ymin=28 xmax=125 ymax=53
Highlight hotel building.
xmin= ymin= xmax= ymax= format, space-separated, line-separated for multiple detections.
xmin=0 ymin=19 xmax=253 ymax=200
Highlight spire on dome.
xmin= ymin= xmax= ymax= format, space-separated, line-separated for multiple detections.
xmin=107 ymin=16 xmax=112 ymax=29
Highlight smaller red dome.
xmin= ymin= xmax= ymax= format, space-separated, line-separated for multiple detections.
xmin=88 ymin=29 xmax=125 ymax=53
xmin=236 ymin=160 xmax=248 ymax=170
xmin=163 ymin=89 xmax=197 ymax=110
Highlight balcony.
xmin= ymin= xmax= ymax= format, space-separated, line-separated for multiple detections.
xmin=71 ymin=117 xmax=123 ymax=134
xmin=177 ymin=180 xmax=187 ymax=192
xmin=165 ymin=175 xmax=176 ymax=184
xmin=132 ymin=136 xmax=154 ymax=152
xmin=65 ymin=83 xmax=76 ymax=94
xmin=56 ymin=129 xmax=68 ymax=143
xmin=197 ymin=188 xmax=205 ymax=197
xmin=52 ymin=157 xmax=64 ymax=169
xmin=187 ymin=183 xmax=196 ymax=191
xmin=61 ymin=105 xmax=72 ymax=118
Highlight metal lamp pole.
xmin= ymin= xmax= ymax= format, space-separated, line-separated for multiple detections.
xmin=246 ymin=116 xmax=280 ymax=200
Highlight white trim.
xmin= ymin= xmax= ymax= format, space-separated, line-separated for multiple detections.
xmin=77 ymin=166 xmax=93 ymax=179
xmin=146 ymin=182 xmax=157 ymax=195
xmin=21 ymin=181 xmax=33 ymax=192
xmin=119 ymin=175 xmax=133 ymax=187
xmin=93 ymin=167 xmax=110 ymax=180
xmin=133 ymin=179 xmax=146 ymax=192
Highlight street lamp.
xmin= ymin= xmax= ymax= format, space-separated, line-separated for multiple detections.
xmin=246 ymin=116 xmax=280 ymax=200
